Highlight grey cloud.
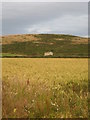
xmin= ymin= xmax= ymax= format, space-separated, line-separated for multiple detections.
xmin=2 ymin=2 xmax=88 ymax=36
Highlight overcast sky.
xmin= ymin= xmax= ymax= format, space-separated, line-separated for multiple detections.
xmin=2 ymin=2 xmax=88 ymax=37
xmin=2 ymin=0 xmax=89 ymax=2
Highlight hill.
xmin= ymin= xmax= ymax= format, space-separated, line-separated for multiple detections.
xmin=0 ymin=34 xmax=88 ymax=58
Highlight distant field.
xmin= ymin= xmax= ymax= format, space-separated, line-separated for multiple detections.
xmin=2 ymin=58 xmax=88 ymax=118
xmin=1 ymin=34 xmax=88 ymax=57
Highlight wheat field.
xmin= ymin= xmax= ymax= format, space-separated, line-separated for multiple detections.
xmin=2 ymin=58 xmax=88 ymax=118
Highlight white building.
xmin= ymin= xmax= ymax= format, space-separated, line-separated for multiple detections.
xmin=44 ymin=52 xmax=53 ymax=56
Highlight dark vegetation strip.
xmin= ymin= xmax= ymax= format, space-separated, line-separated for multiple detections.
xmin=1 ymin=118 xmax=88 ymax=120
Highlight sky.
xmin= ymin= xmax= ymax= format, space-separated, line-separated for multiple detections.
xmin=1 ymin=0 xmax=89 ymax=2
xmin=2 ymin=2 xmax=88 ymax=37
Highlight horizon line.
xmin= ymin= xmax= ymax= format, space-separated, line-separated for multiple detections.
xmin=0 ymin=33 xmax=88 ymax=38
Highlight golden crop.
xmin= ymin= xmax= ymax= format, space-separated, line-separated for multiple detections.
xmin=2 ymin=58 xmax=88 ymax=118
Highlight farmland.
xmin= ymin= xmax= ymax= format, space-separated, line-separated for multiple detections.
xmin=1 ymin=34 xmax=88 ymax=58
xmin=2 ymin=58 xmax=88 ymax=118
